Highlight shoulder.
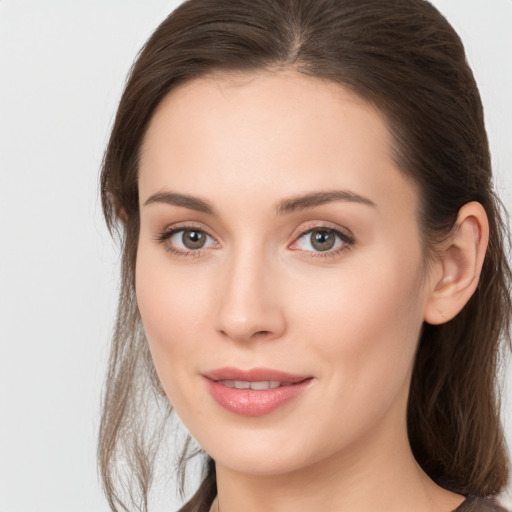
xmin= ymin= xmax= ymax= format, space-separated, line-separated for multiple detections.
xmin=454 ymin=496 xmax=510 ymax=512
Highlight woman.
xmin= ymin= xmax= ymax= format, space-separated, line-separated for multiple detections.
xmin=98 ymin=1 xmax=512 ymax=511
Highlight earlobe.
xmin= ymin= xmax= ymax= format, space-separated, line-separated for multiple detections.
xmin=424 ymin=202 xmax=489 ymax=325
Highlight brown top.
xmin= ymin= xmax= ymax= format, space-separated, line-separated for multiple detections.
xmin=454 ymin=496 xmax=509 ymax=512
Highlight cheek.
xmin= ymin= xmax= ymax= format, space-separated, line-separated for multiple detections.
xmin=135 ymin=246 xmax=211 ymax=392
xmin=290 ymin=250 xmax=426 ymax=406
xmin=136 ymin=236 xmax=214 ymax=332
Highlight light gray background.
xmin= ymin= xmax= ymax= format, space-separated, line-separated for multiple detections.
xmin=0 ymin=1 xmax=511 ymax=511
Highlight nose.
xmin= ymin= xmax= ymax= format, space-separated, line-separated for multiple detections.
xmin=215 ymin=248 xmax=287 ymax=343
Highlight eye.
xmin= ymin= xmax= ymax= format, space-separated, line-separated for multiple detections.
xmin=158 ymin=227 xmax=217 ymax=255
xmin=292 ymin=227 xmax=354 ymax=254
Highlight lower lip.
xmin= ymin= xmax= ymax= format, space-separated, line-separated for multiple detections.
xmin=205 ymin=378 xmax=314 ymax=417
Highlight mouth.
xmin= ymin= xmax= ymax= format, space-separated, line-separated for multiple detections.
xmin=216 ymin=380 xmax=290 ymax=390
xmin=203 ymin=367 xmax=314 ymax=417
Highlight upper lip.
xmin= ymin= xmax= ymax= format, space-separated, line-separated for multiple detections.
xmin=203 ymin=367 xmax=311 ymax=383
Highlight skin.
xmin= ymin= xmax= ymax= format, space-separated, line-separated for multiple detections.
xmin=135 ymin=69 xmax=487 ymax=512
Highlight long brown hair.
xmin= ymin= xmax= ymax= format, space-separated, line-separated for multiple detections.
xmin=98 ymin=1 xmax=512 ymax=510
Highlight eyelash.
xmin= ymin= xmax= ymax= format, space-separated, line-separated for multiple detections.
xmin=155 ymin=225 xmax=355 ymax=258
xmin=291 ymin=226 xmax=355 ymax=259
xmin=155 ymin=225 xmax=216 ymax=258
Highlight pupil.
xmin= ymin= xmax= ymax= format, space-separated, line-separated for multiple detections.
xmin=182 ymin=230 xmax=206 ymax=249
xmin=311 ymin=230 xmax=335 ymax=251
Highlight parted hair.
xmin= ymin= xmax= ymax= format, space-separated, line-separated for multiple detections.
xmin=98 ymin=1 xmax=512 ymax=511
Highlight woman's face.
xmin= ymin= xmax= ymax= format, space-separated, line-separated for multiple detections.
xmin=136 ymin=70 xmax=434 ymax=476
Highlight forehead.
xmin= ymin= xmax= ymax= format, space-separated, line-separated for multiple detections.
xmin=141 ymin=69 xmax=387 ymax=163
xmin=138 ymin=69 xmax=417 ymax=216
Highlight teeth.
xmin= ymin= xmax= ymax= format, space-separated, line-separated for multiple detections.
xmin=250 ymin=380 xmax=281 ymax=390
xmin=234 ymin=380 xmax=250 ymax=389
xmin=218 ymin=380 xmax=282 ymax=390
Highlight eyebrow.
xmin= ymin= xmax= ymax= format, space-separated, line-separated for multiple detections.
xmin=143 ymin=191 xmax=215 ymax=214
xmin=142 ymin=189 xmax=375 ymax=215
xmin=275 ymin=190 xmax=376 ymax=214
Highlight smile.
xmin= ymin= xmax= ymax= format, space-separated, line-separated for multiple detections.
xmin=203 ymin=368 xmax=314 ymax=416
xmin=217 ymin=380 xmax=283 ymax=390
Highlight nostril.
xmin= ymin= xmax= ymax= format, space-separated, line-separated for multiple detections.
xmin=219 ymin=329 xmax=272 ymax=341
xmin=252 ymin=330 xmax=272 ymax=339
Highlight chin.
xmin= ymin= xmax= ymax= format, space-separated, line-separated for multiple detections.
xmin=190 ymin=419 xmax=337 ymax=477
xmin=214 ymin=447 xmax=312 ymax=477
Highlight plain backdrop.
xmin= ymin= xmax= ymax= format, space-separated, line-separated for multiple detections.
xmin=0 ymin=1 xmax=511 ymax=511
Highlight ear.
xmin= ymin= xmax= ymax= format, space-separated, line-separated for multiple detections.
xmin=424 ymin=202 xmax=489 ymax=325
